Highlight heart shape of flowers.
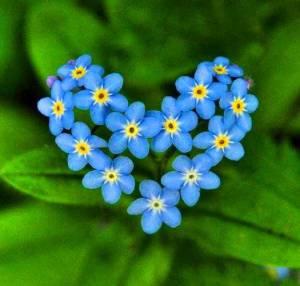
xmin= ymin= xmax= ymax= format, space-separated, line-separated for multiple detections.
xmin=37 ymin=55 xmax=258 ymax=234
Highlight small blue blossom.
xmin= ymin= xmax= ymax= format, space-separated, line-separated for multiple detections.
xmin=148 ymin=96 xmax=198 ymax=153
xmin=74 ymin=72 xmax=127 ymax=125
xmin=127 ymin=180 xmax=181 ymax=234
xmin=57 ymin=54 xmax=104 ymax=91
xmin=161 ymin=154 xmax=220 ymax=206
xmin=82 ymin=156 xmax=135 ymax=204
xmin=200 ymin=56 xmax=244 ymax=84
xmin=220 ymin=78 xmax=259 ymax=132
xmin=193 ymin=116 xmax=246 ymax=165
xmin=105 ymin=102 xmax=161 ymax=159
xmin=266 ymin=266 xmax=290 ymax=280
xmin=37 ymin=80 xmax=74 ymax=136
xmin=176 ymin=64 xmax=227 ymax=119
xmin=55 ymin=122 xmax=109 ymax=171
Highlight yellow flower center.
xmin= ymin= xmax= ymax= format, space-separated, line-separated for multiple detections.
xmin=149 ymin=198 xmax=165 ymax=212
xmin=231 ymin=97 xmax=246 ymax=116
xmin=124 ymin=123 xmax=140 ymax=139
xmin=164 ymin=118 xmax=180 ymax=134
xmin=192 ymin=84 xmax=208 ymax=100
xmin=71 ymin=66 xmax=87 ymax=79
xmin=52 ymin=101 xmax=65 ymax=117
xmin=214 ymin=133 xmax=231 ymax=150
xmin=74 ymin=140 xmax=91 ymax=156
xmin=92 ymin=88 xmax=110 ymax=104
xmin=183 ymin=169 xmax=200 ymax=185
xmin=103 ymin=169 xmax=119 ymax=184
xmin=213 ymin=65 xmax=228 ymax=75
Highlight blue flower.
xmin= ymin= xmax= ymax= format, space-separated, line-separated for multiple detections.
xmin=176 ymin=65 xmax=227 ymax=119
xmin=266 ymin=266 xmax=290 ymax=280
xmin=55 ymin=122 xmax=109 ymax=171
xmin=37 ymin=80 xmax=74 ymax=136
xmin=161 ymin=154 xmax=220 ymax=206
xmin=193 ymin=116 xmax=246 ymax=165
xmin=127 ymin=180 xmax=181 ymax=234
xmin=105 ymin=102 xmax=161 ymax=159
xmin=148 ymin=96 xmax=198 ymax=153
xmin=74 ymin=72 xmax=127 ymax=125
xmin=57 ymin=54 xmax=104 ymax=91
xmin=220 ymin=78 xmax=259 ymax=132
xmin=200 ymin=56 xmax=244 ymax=84
xmin=82 ymin=156 xmax=135 ymax=204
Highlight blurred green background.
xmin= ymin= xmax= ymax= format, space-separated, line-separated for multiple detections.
xmin=1 ymin=0 xmax=300 ymax=285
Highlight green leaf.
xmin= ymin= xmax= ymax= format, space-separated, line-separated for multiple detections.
xmin=0 ymin=203 xmax=137 ymax=286
xmin=178 ymin=135 xmax=300 ymax=266
xmin=26 ymin=2 xmax=107 ymax=85
xmin=254 ymin=20 xmax=300 ymax=130
xmin=125 ymin=241 xmax=173 ymax=286
xmin=0 ymin=146 xmax=101 ymax=205
xmin=0 ymin=104 xmax=50 ymax=168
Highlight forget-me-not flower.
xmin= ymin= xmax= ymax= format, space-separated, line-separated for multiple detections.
xmin=74 ymin=72 xmax=127 ymax=124
xmin=82 ymin=156 xmax=135 ymax=204
xmin=37 ymin=80 xmax=74 ymax=136
xmin=220 ymin=78 xmax=259 ymax=132
xmin=57 ymin=54 xmax=104 ymax=90
xmin=176 ymin=65 xmax=227 ymax=119
xmin=148 ymin=96 xmax=198 ymax=153
xmin=105 ymin=102 xmax=161 ymax=159
xmin=55 ymin=122 xmax=109 ymax=171
xmin=161 ymin=154 xmax=220 ymax=206
xmin=127 ymin=180 xmax=181 ymax=234
xmin=201 ymin=56 xmax=244 ymax=84
xmin=193 ymin=116 xmax=246 ymax=165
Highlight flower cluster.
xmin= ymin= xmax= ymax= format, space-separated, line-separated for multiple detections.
xmin=38 ymin=55 xmax=258 ymax=234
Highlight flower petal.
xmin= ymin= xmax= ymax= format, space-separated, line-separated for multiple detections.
xmin=205 ymin=148 xmax=224 ymax=166
xmin=245 ymin=94 xmax=259 ymax=113
xmin=199 ymin=172 xmax=220 ymax=190
xmin=128 ymin=137 xmax=149 ymax=159
xmin=89 ymin=65 xmax=105 ymax=76
xmin=108 ymin=132 xmax=128 ymax=154
xmin=105 ymin=112 xmax=127 ymax=132
xmin=225 ymin=142 xmax=245 ymax=161
xmin=109 ymin=94 xmax=128 ymax=112
xmin=51 ymin=80 xmax=64 ymax=100
xmin=84 ymin=72 xmax=102 ymax=90
xmin=173 ymin=132 xmax=192 ymax=153
xmin=229 ymin=125 xmax=246 ymax=142
xmin=146 ymin=110 xmax=164 ymax=121
xmin=140 ymin=117 xmax=161 ymax=138
xmin=162 ymin=207 xmax=181 ymax=228
xmin=127 ymin=198 xmax=148 ymax=215
xmin=228 ymin=64 xmax=243 ymax=77
xmin=214 ymin=56 xmax=229 ymax=66
xmin=82 ymin=170 xmax=104 ymax=189
xmin=49 ymin=116 xmax=63 ymax=136
xmin=55 ymin=133 xmax=74 ymax=153
xmin=162 ymin=96 xmax=180 ymax=117
xmin=119 ymin=175 xmax=135 ymax=194
xmin=37 ymin=97 xmax=53 ymax=117
xmin=161 ymin=189 xmax=180 ymax=206
xmin=176 ymin=94 xmax=195 ymax=112
xmin=208 ymin=116 xmax=225 ymax=134
xmin=76 ymin=54 xmax=91 ymax=66
xmin=192 ymin=153 xmax=213 ymax=172
xmin=57 ymin=64 xmax=72 ymax=78
xmin=209 ymin=82 xmax=228 ymax=101
xmin=216 ymin=74 xmax=231 ymax=84
xmin=181 ymin=184 xmax=200 ymax=207
xmin=194 ymin=64 xmax=212 ymax=85
xmin=71 ymin=122 xmax=91 ymax=140
xmin=88 ymin=150 xmax=112 ymax=170
xmin=151 ymin=132 xmax=172 ymax=152
xmin=219 ymin=92 xmax=233 ymax=109
xmin=125 ymin=102 xmax=145 ymax=122
xmin=172 ymin=155 xmax=192 ymax=172
xmin=231 ymin=78 xmax=248 ymax=96
xmin=74 ymin=90 xmax=92 ymax=110
xmin=161 ymin=171 xmax=183 ymax=190
xmin=88 ymin=135 xmax=107 ymax=148
xmin=141 ymin=210 xmax=162 ymax=234
xmin=67 ymin=153 xmax=87 ymax=171
xmin=193 ymin=131 xmax=214 ymax=149
xmin=102 ymin=183 xmax=122 ymax=204
xmin=113 ymin=156 xmax=134 ymax=174
xmin=61 ymin=78 xmax=76 ymax=91
xmin=104 ymin=73 xmax=123 ymax=93
xmin=90 ymin=104 xmax=108 ymax=125
xmin=140 ymin=180 xmax=161 ymax=198
xmin=175 ymin=76 xmax=194 ymax=94
xmin=179 ymin=111 xmax=198 ymax=132
xmin=196 ymin=99 xmax=215 ymax=120
xmin=62 ymin=111 xmax=74 ymax=130
xmin=237 ymin=113 xmax=252 ymax=132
